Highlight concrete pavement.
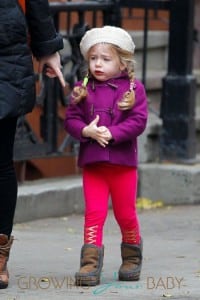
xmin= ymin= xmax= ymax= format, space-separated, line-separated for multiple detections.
xmin=1 ymin=204 xmax=200 ymax=300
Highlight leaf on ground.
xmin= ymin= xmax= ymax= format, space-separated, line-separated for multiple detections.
xmin=61 ymin=217 xmax=68 ymax=221
xmin=195 ymin=270 xmax=200 ymax=277
xmin=64 ymin=247 xmax=72 ymax=251
xmin=66 ymin=227 xmax=76 ymax=233
xmin=137 ymin=197 xmax=164 ymax=210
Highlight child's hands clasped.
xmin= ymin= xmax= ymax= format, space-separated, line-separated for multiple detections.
xmin=82 ymin=115 xmax=112 ymax=147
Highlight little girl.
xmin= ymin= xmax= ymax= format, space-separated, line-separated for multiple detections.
xmin=64 ymin=26 xmax=148 ymax=286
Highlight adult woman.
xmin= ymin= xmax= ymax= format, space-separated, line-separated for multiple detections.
xmin=0 ymin=0 xmax=65 ymax=289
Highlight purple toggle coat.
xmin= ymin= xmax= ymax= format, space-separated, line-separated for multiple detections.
xmin=64 ymin=73 xmax=148 ymax=168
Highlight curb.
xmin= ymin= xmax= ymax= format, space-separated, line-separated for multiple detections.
xmin=15 ymin=176 xmax=84 ymax=223
xmin=139 ymin=163 xmax=200 ymax=204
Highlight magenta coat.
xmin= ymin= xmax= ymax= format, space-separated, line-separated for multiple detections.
xmin=64 ymin=73 xmax=148 ymax=168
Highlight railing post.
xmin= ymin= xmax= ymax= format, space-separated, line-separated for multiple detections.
xmin=160 ymin=0 xmax=197 ymax=162
xmin=40 ymin=76 xmax=58 ymax=154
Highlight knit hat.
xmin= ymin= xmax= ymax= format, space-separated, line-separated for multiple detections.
xmin=80 ymin=26 xmax=135 ymax=59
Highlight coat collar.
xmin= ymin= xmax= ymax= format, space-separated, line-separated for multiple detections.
xmin=89 ymin=72 xmax=129 ymax=90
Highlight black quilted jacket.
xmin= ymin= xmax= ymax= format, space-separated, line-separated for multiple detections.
xmin=0 ymin=0 xmax=63 ymax=119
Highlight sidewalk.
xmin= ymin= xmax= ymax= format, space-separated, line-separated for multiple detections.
xmin=1 ymin=205 xmax=200 ymax=300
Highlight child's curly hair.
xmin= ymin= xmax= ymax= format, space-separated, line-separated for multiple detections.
xmin=71 ymin=44 xmax=136 ymax=110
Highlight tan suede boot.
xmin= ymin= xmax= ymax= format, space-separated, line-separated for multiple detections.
xmin=0 ymin=234 xmax=14 ymax=289
xmin=75 ymin=244 xmax=104 ymax=286
xmin=118 ymin=240 xmax=143 ymax=281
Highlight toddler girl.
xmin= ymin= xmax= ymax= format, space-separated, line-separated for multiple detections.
xmin=65 ymin=25 xmax=148 ymax=286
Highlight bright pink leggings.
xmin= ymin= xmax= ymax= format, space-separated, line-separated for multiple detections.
xmin=83 ymin=163 xmax=141 ymax=246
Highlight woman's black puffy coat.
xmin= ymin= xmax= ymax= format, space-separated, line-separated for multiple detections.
xmin=0 ymin=0 xmax=63 ymax=119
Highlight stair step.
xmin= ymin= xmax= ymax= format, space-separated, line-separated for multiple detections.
xmin=139 ymin=108 xmax=200 ymax=163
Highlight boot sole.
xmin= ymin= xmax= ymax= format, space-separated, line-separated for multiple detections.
xmin=119 ymin=272 xmax=140 ymax=281
xmin=75 ymin=275 xmax=100 ymax=286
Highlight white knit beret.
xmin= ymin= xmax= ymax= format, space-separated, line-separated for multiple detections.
xmin=80 ymin=26 xmax=135 ymax=59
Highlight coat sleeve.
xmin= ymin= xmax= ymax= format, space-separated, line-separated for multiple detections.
xmin=108 ymin=82 xmax=148 ymax=144
xmin=25 ymin=0 xmax=63 ymax=57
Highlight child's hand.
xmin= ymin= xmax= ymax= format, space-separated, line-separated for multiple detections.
xmin=82 ymin=116 xmax=111 ymax=147
xmin=96 ymin=126 xmax=112 ymax=147
xmin=82 ymin=115 xmax=99 ymax=138
xmin=98 ymin=126 xmax=112 ymax=141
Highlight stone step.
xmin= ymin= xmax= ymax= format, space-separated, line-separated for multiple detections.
xmin=139 ymin=107 xmax=200 ymax=163
xmin=139 ymin=162 xmax=200 ymax=205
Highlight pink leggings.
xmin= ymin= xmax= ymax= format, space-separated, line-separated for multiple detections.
xmin=83 ymin=163 xmax=141 ymax=246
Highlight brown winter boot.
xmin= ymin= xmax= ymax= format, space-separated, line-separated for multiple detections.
xmin=118 ymin=240 xmax=143 ymax=281
xmin=75 ymin=244 xmax=104 ymax=286
xmin=0 ymin=234 xmax=14 ymax=289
